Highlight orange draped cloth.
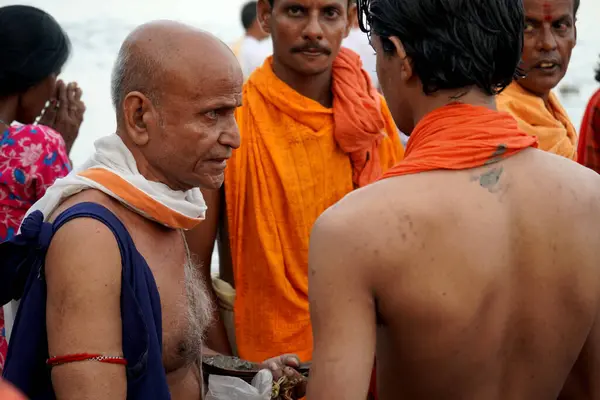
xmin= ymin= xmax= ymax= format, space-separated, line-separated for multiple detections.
xmin=577 ymin=88 xmax=600 ymax=174
xmin=496 ymin=82 xmax=576 ymax=160
xmin=381 ymin=103 xmax=538 ymax=179
xmin=225 ymin=48 xmax=404 ymax=363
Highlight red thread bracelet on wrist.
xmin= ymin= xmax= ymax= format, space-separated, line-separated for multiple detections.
xmin=47 ymin=353 xmax=127 ymax=367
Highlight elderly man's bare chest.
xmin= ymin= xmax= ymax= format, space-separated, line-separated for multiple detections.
xmin=124 ymin=216 xmax=204 ymax=374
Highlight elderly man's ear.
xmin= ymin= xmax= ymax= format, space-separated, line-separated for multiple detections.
xmin=123 ymin=91 xmax=157 ymax=146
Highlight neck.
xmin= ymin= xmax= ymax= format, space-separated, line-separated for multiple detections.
xmin=272 ymin=57 xmax=333 ymax=108
xmin=517 ymin=82 xmax=551 ymax=104
xmin=412 ymin=88 xmax=496 ymax=128
xmin=0 ymin=97 xmax=18 ymax=127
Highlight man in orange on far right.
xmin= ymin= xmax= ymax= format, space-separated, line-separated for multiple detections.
xmin=496 ymin=0 xmax=579 ymax=159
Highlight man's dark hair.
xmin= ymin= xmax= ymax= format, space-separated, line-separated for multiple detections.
xmin=0 ymin=5 xmax=71 ymax=98
xmin=357 ymin=0 xmax=524 ymax=96
xmin=574 ymin=0 xmax=580 ymax=15
xmin=241 ymin=1 xmax=258 ymax=31
xmin=595 ymin=55 xmax=600 ymax=84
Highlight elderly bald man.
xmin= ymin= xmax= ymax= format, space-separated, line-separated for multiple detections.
xmin=0 ymin=21 xmax=253 ymax=400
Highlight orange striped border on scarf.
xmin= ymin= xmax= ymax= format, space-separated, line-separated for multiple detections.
xmin=78 ymin=168 xmax=202 ymax=230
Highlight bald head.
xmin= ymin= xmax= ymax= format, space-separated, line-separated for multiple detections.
xmin=111 ymin=20 xmax=240 ymax=122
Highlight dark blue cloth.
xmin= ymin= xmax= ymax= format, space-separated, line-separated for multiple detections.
xmin=0 ymin=202 xmax=170 ymax=399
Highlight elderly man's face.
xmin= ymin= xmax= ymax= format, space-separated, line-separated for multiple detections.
xmin=147 ymin=53 xmax=243 ymax=191
xmin=518 ymin=0 xmax=577 ymax=98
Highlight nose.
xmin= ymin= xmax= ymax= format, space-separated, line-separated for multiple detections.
xmin=302 ymin=12 xmax=324 ymax=41
xmin=538 ymin=24 xmax=558 ymax=52
xmin=219 ymin=115 xmax=241 ymax=150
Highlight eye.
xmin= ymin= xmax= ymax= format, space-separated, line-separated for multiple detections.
xmin=324 ymin=7 xmax=340 ymax=18
xmin=524 ymin=22 xmax=535 ymax=33
xmin=554 ymin=21 xmax=570 ymax=31
xmin=205 ymin=110 xmax=218 ymax=120
xmin=288 ymin=6 xmax=303 ymax=16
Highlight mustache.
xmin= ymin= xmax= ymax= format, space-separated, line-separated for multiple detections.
xmin=291 ymin=43 xmax=332 ymax=55
xmin=208 ymin=153 xmax=231 ymax=160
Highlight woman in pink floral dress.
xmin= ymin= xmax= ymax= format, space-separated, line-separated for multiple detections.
xmin=0 ymin=5 xmax=86 ymax=372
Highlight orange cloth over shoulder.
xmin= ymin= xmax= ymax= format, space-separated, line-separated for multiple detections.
xmin=381 ymin=103 xmax=538 ymax=179
xmin=226 ymin=48 xmax=404 ymax=362
xmin=496 ymin=82 xmax=576 ymax=160
xmin=577 ymin=88 xmax=600 ymax=174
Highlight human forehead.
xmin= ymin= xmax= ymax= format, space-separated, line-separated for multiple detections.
xmin=189 ymin=69 xmax=242 ymax=108
xmin=523 ymin=0 xmax=574 ymax=19
xmin=161 ymin=59 xmax=242 ymax=109
xmin=274 ymin=0 xmax=349 ymax=11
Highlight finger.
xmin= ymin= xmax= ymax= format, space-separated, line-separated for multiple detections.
xmin=284 ymin=366 xmax=303 ymax=379
xmin=74 ymin=87 xmax=82 ymax=102
xmin=268 ymin=361 xmax=284 ymax=381
xmin=295 ymin=378 xmax=308 ymax=399
xmin=78 ymin=101 xmax=86 ymax=120
xmin=282 ymin=354 xmax=300 ymax=368
xmin=57 ymin=80 xmax=68 ymax=119
xmin=54 ymin=79 xmax=64 ymax=97
xmin=283 ymin=367 xmax=306 ymax=397
xmin=67 ymin=82 xmax=76 ymax=105
xmin=38 ymin=99 xmax=58 ymax=127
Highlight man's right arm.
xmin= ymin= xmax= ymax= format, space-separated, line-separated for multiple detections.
xmin=45 ymin=217 xmax=126 ymax=399
xmin=185 ymin=188 xmax=233 ymax=355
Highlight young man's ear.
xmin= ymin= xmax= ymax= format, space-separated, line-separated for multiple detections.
xmin=257 ymin=0 xmax=273 ymax=34
xmin=345 ymin=2 xmax=358 ymax=37
xmin=387 ymin=36 xmax=414 ymax=83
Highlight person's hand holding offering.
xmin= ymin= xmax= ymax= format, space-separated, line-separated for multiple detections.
xmin=260 ymin=354 xmax=307 ymax=399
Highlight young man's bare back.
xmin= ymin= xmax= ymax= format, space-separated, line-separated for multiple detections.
xmin=314 ymin=150 xmax=600 ymax=399
xmin=306 ymin=0 xmax=600 ymax=398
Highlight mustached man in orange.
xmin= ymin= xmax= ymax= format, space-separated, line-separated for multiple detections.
xmin=306 ymin=0 xmax=600 ymax=399
xmin=187 ymin=0 xmax=403 ymax=371
xmin=496 ymin=0 xmax=579 ymax=160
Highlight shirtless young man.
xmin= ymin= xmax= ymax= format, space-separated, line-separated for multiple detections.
xmin=307 ymin=0 xmax=600 ymax=399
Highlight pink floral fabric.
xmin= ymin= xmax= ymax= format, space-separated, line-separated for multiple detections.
xmin=0 ymin=123 xmax=71 ymax=372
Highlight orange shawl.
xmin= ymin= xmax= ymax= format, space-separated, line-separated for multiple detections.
xmin=226 ymin=48 xmax=404 ymax=362
xmin=381 ymin=103 xmax=538 ymax=179
xmin=577 ymin=88 xmax=600 ymax=174
xmin=496 ymin=82 xmax=576 ymax=160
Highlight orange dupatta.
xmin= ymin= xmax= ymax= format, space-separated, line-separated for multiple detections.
xmin=496 ymin=82 xmax=576 ymax=160
xmin=381 ymin=103 xmax=538 ymax=179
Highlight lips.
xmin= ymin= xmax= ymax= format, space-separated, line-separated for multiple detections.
xmin=300 ymin=48 xmax=326 ymax=56
xmin=534 ymin=60 xmax=560 ymax=70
